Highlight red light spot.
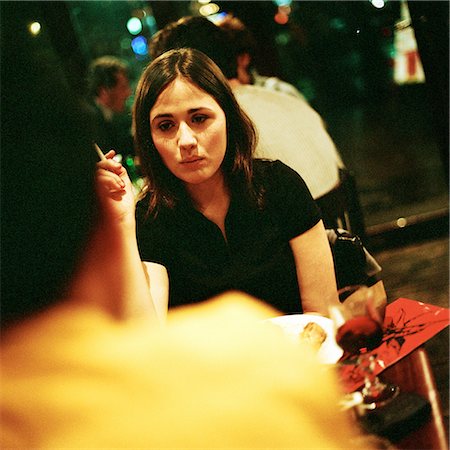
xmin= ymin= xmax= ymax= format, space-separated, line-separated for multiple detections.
xmin=274 ymin=12 xmax=289 ymax=25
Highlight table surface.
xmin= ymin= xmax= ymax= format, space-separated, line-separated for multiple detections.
xmin=376 ymin=346 xmax=448 ymax=450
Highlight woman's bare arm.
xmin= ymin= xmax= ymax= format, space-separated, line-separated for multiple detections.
xmin=143 ymin=262 xmax=169 ymax=322
xmin=289 ymin=220 xmax=340 ymax=316
xmin=83 ymin=150 xmax=165 ymax=323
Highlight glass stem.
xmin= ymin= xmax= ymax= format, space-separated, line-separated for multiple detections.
xmin=361 ymin=355 xmax=385 ymax=401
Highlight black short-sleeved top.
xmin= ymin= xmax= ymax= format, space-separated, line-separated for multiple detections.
xmin=136 ymin=159 xmax=321 ymax=313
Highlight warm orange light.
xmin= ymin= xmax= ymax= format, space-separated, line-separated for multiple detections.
xmin=274 ymin=12 xmax=288 ymax=25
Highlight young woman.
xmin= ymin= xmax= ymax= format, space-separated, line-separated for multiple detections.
xmin=133 ymin=48 xmax=339 ymax=316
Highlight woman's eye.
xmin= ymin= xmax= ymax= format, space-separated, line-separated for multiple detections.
xmin=192 ymin=115 xmax=207 ymax=124
xmin=158 ymin=121 xmax=174 ymax=131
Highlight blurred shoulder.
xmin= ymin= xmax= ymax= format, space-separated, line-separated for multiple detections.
xmin=253 ymin=74 xmax=307 ymax=101
xmin=233 ymin=84 xmax=318 ymax=118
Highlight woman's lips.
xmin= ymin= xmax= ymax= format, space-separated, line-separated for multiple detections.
xmin=181 ymin=157 xmax=204 ymax=164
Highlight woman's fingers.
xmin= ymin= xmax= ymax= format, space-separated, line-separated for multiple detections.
xmin=104 ymin=149 xmax=116 ymax=159
xmin=97 ymin=168 xmax=125 ymax=191
xmin=96 ymin=152 xmax=126 ymax=192
xmin=97 ymin=153 xmax=122 ymax=173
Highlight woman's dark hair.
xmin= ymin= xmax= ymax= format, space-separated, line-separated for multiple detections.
xmin=133 ymin=48 xmax=258 ymax=217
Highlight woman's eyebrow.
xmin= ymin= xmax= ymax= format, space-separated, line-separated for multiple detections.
xmin=151 ymin=107 xmax=214 ymax=123
xmin=188 ymin=107 xmax=213 ymax=114
xmin=151 ymin=113 xmax=173 ymax=122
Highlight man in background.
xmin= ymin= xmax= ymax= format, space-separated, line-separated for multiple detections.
xmin=86 ymin=56 xmax=134 ymax=161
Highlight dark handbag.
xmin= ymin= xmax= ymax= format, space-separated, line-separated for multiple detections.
xmin=327 ymin=229 xmax=375 ymax=290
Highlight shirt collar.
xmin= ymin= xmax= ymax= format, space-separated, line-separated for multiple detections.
xmin=95 ymin=100 xmax=114 ymax=122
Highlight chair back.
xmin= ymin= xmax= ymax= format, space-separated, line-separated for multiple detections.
xmin=316 ymin=169 xmax=366 ymax=241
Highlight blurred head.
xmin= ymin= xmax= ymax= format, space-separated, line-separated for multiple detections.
xmin=1 ymin=5 xmax=97 ymax=328
xmin=149 ymin=16 xmax=237 ymax=80
xmin=217 ymin=14 xmax=258 ymax=85
xmin=87 ymin=56 xmax=132 ymax=113
xmin=217 ymin=14 xmax=257 ymax=57
xmin=133 ymin=48 xmax=256 ymax=215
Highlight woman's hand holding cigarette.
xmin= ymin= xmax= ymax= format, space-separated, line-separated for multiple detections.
xmin=96 ymin=149 xmax=127 ymax=192
xmin=94 ymin=147 xmax=136 ymax=229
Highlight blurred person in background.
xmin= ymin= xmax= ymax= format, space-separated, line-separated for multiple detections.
xmin=0 ymin=6 xmax=379 ymax=449
xmin=85 ymin=56 xmax=135 ymax=166
xmin=150 ymin=16 xmax=345 ymax=200
xmin=218 ymin=14 xmax=307 ymax=100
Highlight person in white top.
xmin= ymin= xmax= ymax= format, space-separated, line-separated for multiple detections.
xmin=232 ymin=82 xmax=345 ymax=198
xmin=252 ymin=70 xmax=307 ymax=100
xmin=150 ymin=16 xmax=346 ymax=199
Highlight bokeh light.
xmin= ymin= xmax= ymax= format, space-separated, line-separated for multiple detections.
xmin=127 ymin=17 xmax=142 ymax=35
xmin=274 ymin=0 xmax=292 ymax=6
xmin=131 ymin=35 xmax=148 ymax=56
xmin=199 ymin=3 xmax=220 ymax=16
xmin=371 ymin=0 xmax=385 ymax=9
xmin=207 ymin=11 xmax=227 ymax=24
xmin=274 ymin=11 xmax=289 ymax=25
xmin=28 ymin=21 xmax=41 ymax=36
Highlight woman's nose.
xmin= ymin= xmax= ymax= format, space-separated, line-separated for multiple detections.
xmin=178 ymin=122 xmax=197 ymax=152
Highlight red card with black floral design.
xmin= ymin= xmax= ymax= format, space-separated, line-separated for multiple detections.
xmin=338 ymin=298 xmax=450 ymax=393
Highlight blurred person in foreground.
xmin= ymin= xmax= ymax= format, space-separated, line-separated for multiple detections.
xmin=1 ymin=8 xmax=377 ymax=449
xmin=150 ymin=16 xmax=345 ymax=200
xmin=85 ymin=56 xmax=135 ymax=162
xmin=134 ymin=47 xmax=339 ymax=315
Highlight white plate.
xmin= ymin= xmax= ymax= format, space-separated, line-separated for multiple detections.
xmin=264 ymin=314 xmax=343 ymax=364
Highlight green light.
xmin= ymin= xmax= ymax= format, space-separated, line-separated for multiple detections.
xmin=127 ymin=17 xmax=142 ymax=35
xmin=120 ymin=37 xmax=132 ymax=50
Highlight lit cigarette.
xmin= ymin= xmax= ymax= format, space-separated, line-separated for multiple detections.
xmin=93 ymin=142 xmax=106 ymax=161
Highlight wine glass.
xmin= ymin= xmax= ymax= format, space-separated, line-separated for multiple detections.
xmin=330 ymin=285 xmax=399 ymax=410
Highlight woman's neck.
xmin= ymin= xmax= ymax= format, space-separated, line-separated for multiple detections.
xmin=186 ymin=172 xmax=230 ymax=238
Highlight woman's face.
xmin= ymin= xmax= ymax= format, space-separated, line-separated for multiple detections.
xmin=149 ymin=77 xmax=227 ymax=187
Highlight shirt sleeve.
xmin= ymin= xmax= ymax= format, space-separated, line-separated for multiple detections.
xmin=264 ymin=160 xmax=322 ymax=240
xmin=135 ymin=200 xmax=166 ymax=265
